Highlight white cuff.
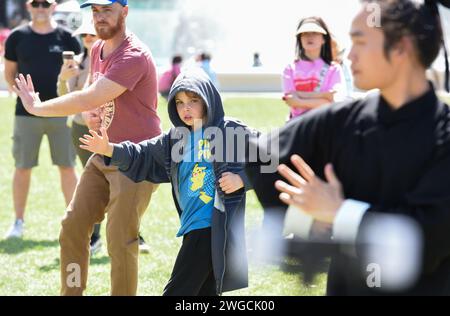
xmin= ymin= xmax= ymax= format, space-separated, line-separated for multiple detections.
xmin=283 ymin=205 xmax=314 ymax=239
xmin=332 ymin=199 xmax=370 ymax=244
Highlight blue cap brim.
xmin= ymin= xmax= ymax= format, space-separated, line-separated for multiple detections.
xmin=80 ymin=0 xmax=114 ymax=9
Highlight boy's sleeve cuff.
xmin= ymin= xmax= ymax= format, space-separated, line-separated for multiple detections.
xmin=238 ymin=169 xmax=252 ymax=192
xmin=104 ymin=143 xmax=126 ymax=167
xmin=332 ymin=199 xmax=370 ymax=244
xmin=283 ymin=205 xmax=315 ymax=239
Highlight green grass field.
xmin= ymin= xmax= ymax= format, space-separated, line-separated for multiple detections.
xmin=0 ymin=95 xmax=327 ymax=296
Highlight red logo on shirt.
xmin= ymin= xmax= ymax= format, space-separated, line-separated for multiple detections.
xmin=294 ymin=77 xmax=319 ymax=92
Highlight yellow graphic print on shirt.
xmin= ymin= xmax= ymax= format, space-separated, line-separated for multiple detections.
xmin=190 ymin=163 xmax=213 ymax=204
xmin=198 ymin=139 xmax=211 ymax=160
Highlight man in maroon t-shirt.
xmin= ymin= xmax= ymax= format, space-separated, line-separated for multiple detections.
xmin=13 ymin=0 xmax=161 ymax=296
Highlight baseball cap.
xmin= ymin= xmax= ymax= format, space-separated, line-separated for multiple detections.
xmin=80 ymin=0 xmax=127 ymax=9
xmin=296 ymin=20 xmax=328 ymax=36
xmin=72 ymin=19 xmax=96 ymax=37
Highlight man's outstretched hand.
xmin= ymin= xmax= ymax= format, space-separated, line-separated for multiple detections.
xmin=79 ymin=127 xmax=114 ymax=158
xmin=12 ymin=74 xmax=42 ymax=116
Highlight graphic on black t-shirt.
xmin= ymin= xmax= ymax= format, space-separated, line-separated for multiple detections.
xmin=48 ymin=45 xmax=65 ymax=53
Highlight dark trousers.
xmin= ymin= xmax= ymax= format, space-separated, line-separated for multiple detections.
xmin=163 ymin=227 xmax=217 ymax=296
xmin=71 ymin=121 xmax=92 ymax=168
xmin=71 ymin=121 xmax=101 ymax=240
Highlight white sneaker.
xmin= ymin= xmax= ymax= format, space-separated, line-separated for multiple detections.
xmin=5 ymin=219 xmax=24 ymax=239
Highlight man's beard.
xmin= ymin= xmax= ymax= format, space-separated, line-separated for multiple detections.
xmin=95 ymin=15 xmax=124 ymax=40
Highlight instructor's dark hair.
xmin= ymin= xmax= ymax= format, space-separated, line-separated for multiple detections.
xmin=361 ymin=0 xmax=450 ymax=91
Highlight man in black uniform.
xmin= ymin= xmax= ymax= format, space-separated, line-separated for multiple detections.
xmin=3 ymin=0 xmax=81 ymax=239
xmin=247 ymin=0 xmax=450 ymax=295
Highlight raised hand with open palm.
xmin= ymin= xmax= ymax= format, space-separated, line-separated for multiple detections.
xmin=79 ymin=127 xmax=114 ymax=157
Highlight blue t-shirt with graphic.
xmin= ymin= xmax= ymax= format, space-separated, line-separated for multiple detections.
xmin=177 ymin=129 xmax=215 ymax=237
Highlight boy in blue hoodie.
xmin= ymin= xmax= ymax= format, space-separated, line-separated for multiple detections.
xmin=80 ymin=69 xmax=255 ymax=295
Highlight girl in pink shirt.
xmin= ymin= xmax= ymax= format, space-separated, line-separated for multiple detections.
xmin=283 ymin=17 xmax=344 ymax=119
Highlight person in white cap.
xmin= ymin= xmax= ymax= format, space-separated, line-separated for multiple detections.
xmin=56 ymin=18 xmax=105 ymax=254
xmin=57 ymin=18 xmax=153 ymax=257
xmin=282 ymin=16 xmax=344 ymax=121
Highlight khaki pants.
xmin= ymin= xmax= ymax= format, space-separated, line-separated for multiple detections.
xmin=59 ymin=155 xmax=157 ymax=296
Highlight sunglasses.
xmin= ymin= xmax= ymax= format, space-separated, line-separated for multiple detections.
xmin=30 ymin=1 xmax=52 ymax=9
xmin=80 ymin=34 xmax=97 ymax=39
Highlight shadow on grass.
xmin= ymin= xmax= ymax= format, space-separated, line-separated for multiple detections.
xmin=0 ymin=238 xmax=59 ymax=254
xmin=280 ymin=240 xmax=332 ymax=287
xmin=39 ymin=256 xmax=110 ymax=272
xmin=280 ymin=257 xmax=330 ymax=285
xmin=39 ymin=258 xmax=60 ymax=272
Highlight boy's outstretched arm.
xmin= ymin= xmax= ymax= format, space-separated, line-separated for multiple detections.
xmin=80 ymin=127 xmax=170 ymax=184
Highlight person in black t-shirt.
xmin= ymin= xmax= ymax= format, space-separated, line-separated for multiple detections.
xmin=3 ymin=0 xmax=81 ymax=239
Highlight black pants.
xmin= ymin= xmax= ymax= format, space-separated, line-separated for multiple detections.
xmin=71 ymin=121 xmax=92 ymax=168
xmin=163 ymin=227 xmax=217 ymax=296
